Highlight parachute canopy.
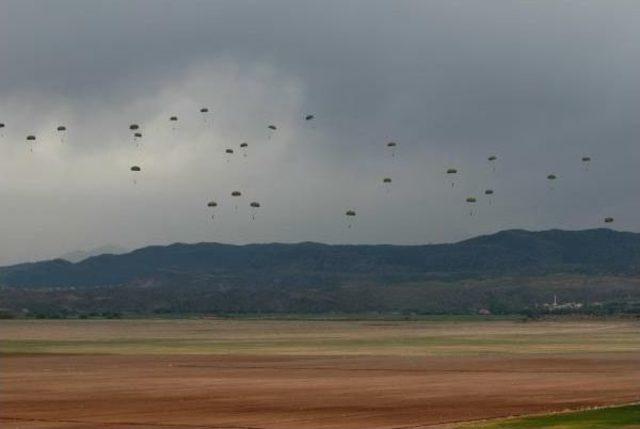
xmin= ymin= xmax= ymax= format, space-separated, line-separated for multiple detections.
xmin=582 ymin=156 xmax=592 ymax=162
xmin=225 ymin=148 xmax=234 ymax=154
xmin=57 ymin=125 xmax=66 ymax=132
xmin=386 ymin=141 xmax=397 ymax=147
xmin=604 ymin=217 xmax=614 ymax=223
xmin=129 ymin=124 xmax=139 ymax=131
xmin=446 ymin=168 xmax=458 ymax=174
xmin=134 ymin=132 xmax=142 ymax=138
xmin=250 ymin=201 xmax=261 ymax=208
xmin=169 ymin=116 xmax=178 ymax=121
xmin=268 ymin=125 xmax=277 ymax=130
xmin=484 ymin=189 xmax=494 ymax=195
xmin=200 ymin=108 xmax=209 ymax=113
xmin=547 ymin=174 xmax=557 ymax=180
xmin=130 ymin=166 xmax=141 ymax=172
xmin=26 ymin=135 xmax=36 ymax=141
xmin=207 ymin=201 xmax=218 ymax=208
xmin=383 ymin=177 xmax=392 ymax=183
xmin=466 ymin=197 xmax=477 ymax=203
xmin=488 ymin=155 xmax=497 ymax=161
xmin=305 ymin=114 xmax=315 ymax=121
xmin=231 ymin=191 xmax=242 ymax=197
xmin=0 ymin=123 xmax=4 ymax=129
xmin=240 ymin=142 xmax=248 ymax=148
xmin=345 ymin=210 xmax=356 ymax=217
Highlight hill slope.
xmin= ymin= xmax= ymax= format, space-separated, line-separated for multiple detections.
xmin=1 ymin=229 xmax=639 ymax=315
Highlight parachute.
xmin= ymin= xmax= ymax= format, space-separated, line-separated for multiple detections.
xmin=604 ymin=217 xmax=614 ymax=224
xmin=0 ymin=122 xmax=4 ymax=138
xmin=225 ymin=148 xmax=234 ymax=154
xmin=249 ymin=201 xmax=261 ymax=220
xmin=231 ymin=190 xmax=242 ymax=211
xmin=225 ymin=148 xmax=234 ymax=162
xmin=0 ymin=123 xmax=4 ymax=129
xmin=240 ymin=142 xmax=249 ymax=157
xmin=546 ymin=174 xmax=557 ymax=191
xmin=484 ymin=189 xmax=494 ymax=205
xmin=581 ymin=156 xmax=592 ymax=171
xmin=26 ymin=135 xmax=36 ymax=151
xmin=169 ymin=116 xmax=178 ymax=131
xmin=304 ymin=114 xmax=316 ymax=129
xmin=488 ymin=155 xmax=497 ymax=172
xmin=200 ymin=108 xmax=210 ymax=125
xmin=169 ymin=116 xmax=178 ymax=122
xmin=267 ymin=125 xmax=277 ymax=140
xmin=129 ymin=124 xmax=141 ymax=146
xmin=446 ymin=168 xmax=458 ymax=187
xmin=466 ymin=197 xmax=477 ymax=216
xmin=345 ymin=209 xmax=357 ymax=228
xmin=386 ymin=141 xmax=397 ymax=158
xmin=130 ymin=165 xmax=141 ymax=184
xmin=207 ymin=201 xmax=218 ymax=220
xmin=56 ymin=125 xmax=67 ymax=143
xmin=382 ymin=177 xmax=392 ymax=193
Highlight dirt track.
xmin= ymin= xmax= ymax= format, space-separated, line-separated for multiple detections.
xmin=2 ymin=352 xmax=639 ymax=429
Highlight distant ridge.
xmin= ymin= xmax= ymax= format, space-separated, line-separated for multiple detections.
xmin=1 ymin=229 xmax=639 ymax=315
xmin=59 ymin=245 xmax=128 ymax=263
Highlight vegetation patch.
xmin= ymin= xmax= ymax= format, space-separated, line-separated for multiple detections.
xmin=463 ymin=404 xmax=640 ymax=428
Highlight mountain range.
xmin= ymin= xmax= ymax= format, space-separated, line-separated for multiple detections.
xmin=1 ymin=229 xmax=639 ymax=316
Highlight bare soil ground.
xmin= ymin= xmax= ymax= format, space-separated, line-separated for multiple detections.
xmin=1 ymin=319 xmax=639 ymax=429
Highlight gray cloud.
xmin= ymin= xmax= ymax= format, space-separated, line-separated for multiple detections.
xmin=0 ymin=0 xmax=639 ymax=264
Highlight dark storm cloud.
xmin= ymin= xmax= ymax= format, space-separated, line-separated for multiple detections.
xmin=0 ymin=0 xmax=639 ymax=264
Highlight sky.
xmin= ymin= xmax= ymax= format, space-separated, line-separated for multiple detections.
xmin=0 ymin=0 xmax=639 ymax=265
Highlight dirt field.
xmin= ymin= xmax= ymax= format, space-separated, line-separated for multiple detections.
xmin=1 ymin=319 xmax=639 ymax=429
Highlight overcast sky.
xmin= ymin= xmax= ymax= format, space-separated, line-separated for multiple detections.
xmin=1 ymin=0 xmax=639 ymax=265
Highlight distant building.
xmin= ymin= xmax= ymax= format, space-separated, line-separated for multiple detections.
xmin=541 ymin=295 xmax=583 ymax=312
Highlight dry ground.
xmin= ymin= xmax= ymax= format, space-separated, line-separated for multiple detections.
xmin=1 ymin=319 xmax=639 ymax=429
